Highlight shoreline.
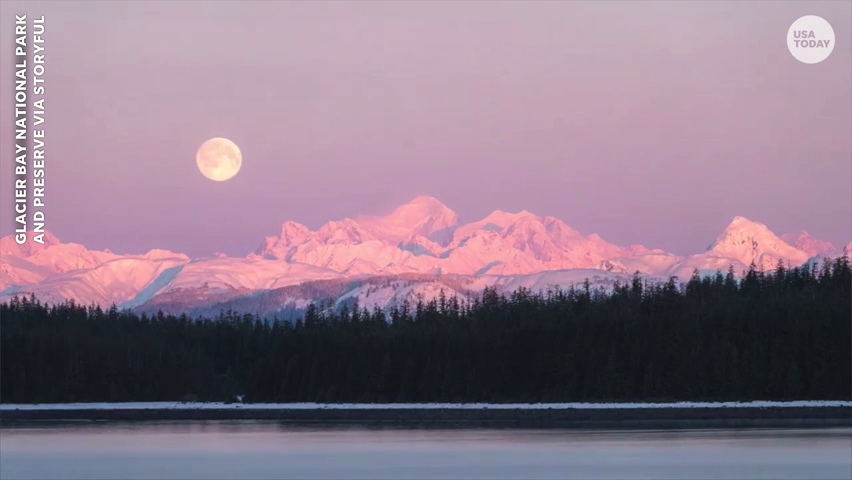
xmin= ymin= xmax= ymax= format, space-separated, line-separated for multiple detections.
xmin=1 ymin=402 xmax=850 ymax=429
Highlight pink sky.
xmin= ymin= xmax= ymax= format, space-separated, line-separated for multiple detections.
xmin=1 ymin=0 xmax=850 ymax=258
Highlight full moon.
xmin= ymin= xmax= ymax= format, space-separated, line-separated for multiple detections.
xmin=196 ymin=137 xmax=242 ymax=181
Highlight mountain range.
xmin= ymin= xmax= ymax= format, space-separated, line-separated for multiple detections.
xmin=1 ymin=196 xmax=849 ymax=317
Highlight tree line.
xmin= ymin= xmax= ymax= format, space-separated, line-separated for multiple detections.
xmin=1 ymin=257 xmax=849 ymax=404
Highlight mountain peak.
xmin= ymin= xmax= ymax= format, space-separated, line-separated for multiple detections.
xmin=481 ymin=209 xmax=541 ymax=225
xmin=0 ymin=230 xmax=62 ymax=256
xmin=708 ymin=216 xmax=808 ymax=268
xmin=407 ymin=195 xmax=447 ymax=207
xmin=355 ymin=195 xmax=458 ymax=244
xmin=781 ymin=230 xmax=837 ymax=257
xmin=278 ymin=221 xmax=312 ymax=242
xmin=725 ymin=216 xmax=764 ymax=230
xmin=715 ymin=216 xmax=778 ymax=243
xmin=316 ymin=218 xmax=375 ymax=245
xmin=254 ymin=221 xmax=312 ymax=258
xmin=395 ymin=195 xmax=456 ymax=220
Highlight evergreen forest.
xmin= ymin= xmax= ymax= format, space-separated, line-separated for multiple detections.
xmin=1 ymin=258 xmax=849 ymax=404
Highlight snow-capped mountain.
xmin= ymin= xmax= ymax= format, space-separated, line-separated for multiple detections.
xmin=0 ymin=230 xmax=61 ymax=257
xmin=255 ymin=198 xmax=663 ymax=276
xmin=596 ymin=217 xmax=839 ymax=279
xmin=255 ymin=221 xmax=313 ymax=260
xmin=692 ymin=216 xmax=811 ymax=272
xmin=355 ymin=195 xmax=458 ymax=245
xmin=1 ymin=196 xmax=847 ymax=314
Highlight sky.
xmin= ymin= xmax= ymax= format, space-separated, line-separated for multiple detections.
xmin=1 ymin=0 xmax=850 ymax=258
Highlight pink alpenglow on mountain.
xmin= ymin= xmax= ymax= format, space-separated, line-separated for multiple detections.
xmin=0 ymin=197 xmax=841 ymax=312
xmin=703 ymin=217 xmax=810 ymax=270
xmin=0 ymin=231 xmax=62 ymax=257
xmin=355 ymin=195 xmax=458 ymax=245
xmin=256 ymin=221 xmax=313 ymax=260
xmin=781 ymin=231 xmax=838 ymax=257
xmin=254 ymin=198 xmax=663 ymax=276
xmin=0 ymin=231 xmax=121 ymax=291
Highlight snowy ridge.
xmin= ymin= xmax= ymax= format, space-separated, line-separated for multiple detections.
xmin=1 ymin=400 xmax=849 ymax=411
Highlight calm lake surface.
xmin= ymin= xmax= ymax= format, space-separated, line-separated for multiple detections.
xmin=1 ymin=422 xmax=849 ymax=479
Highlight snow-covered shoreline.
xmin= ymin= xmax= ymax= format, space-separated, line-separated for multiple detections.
xmin=1 ymin=400 xmax=850 ymax=411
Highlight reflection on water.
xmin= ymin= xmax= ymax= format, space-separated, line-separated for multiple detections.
xmin=1 ymin=422 xmax=850 ymax=479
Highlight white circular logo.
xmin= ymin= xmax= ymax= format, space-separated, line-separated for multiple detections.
xmin=787 ymin=15 xmax=835 ymax=64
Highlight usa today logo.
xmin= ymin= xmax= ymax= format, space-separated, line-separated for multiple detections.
xmin=787 ymin=15 xmax=835 ymax=64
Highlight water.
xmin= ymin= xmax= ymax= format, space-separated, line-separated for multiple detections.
xmin=1 ymin=422 xmax=849 ymax=479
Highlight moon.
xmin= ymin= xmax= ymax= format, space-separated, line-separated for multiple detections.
xmin=196 ymin=137 xmax=242 ymax=181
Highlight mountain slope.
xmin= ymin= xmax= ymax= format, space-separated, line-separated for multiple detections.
xmin=9 ymin=256 xmax=189 ymax=307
